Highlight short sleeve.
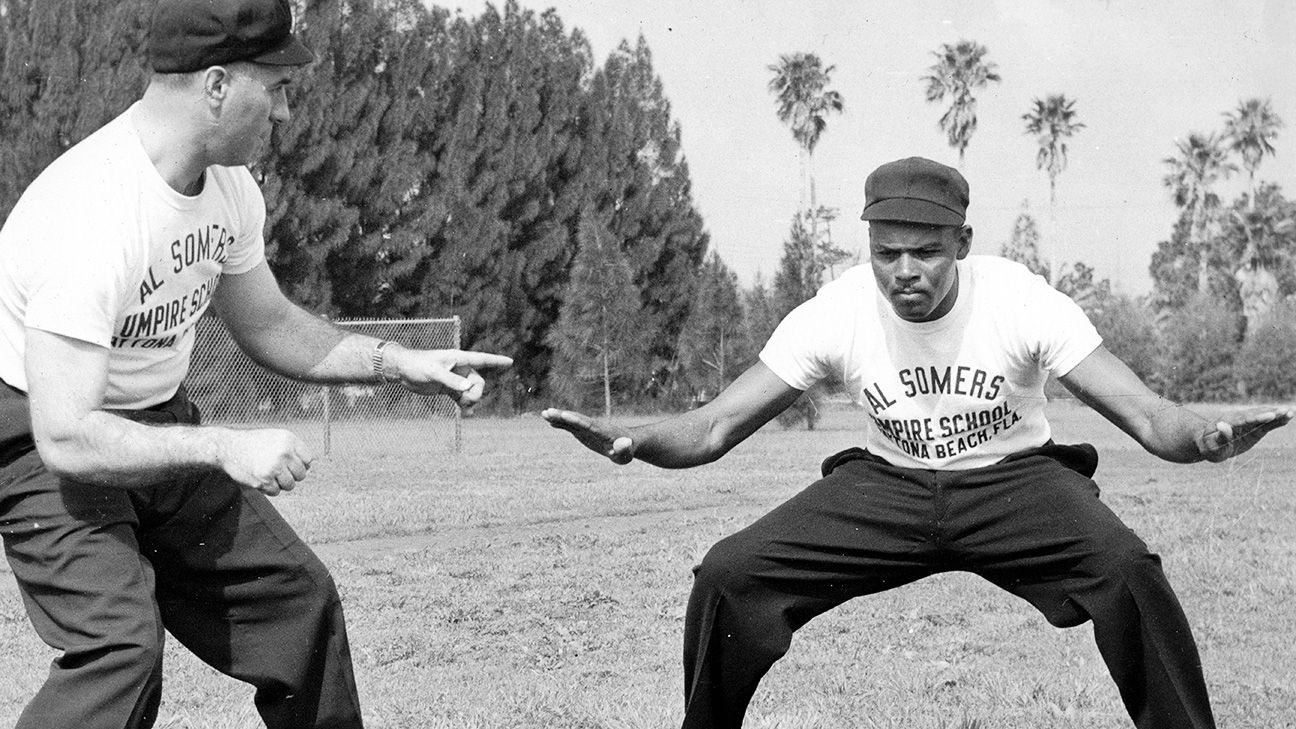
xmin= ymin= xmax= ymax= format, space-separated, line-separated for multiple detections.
xmin=16 ymin=192 xmax=133 ymax=347
xmin=219 ymin=166 xmax=268 ymax=275
xmin=759 ymin=292 xmax=839 ymax=391
xmin=1027 ymin=278 xmax=1103 ymax=376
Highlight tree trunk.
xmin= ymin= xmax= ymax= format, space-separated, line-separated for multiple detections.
xmin=809 ymin=186 xmax=818 ymax=283
xmin=717 ymin=330 xmax=725 ymax=392
xmin=804 ymin=147 xmax=818 ymax=283
xmin=1236 ymin=263 xmax=1279 ymax=338
xmin=798 ymin=145 xmax=810 ymax=214
xmin=1193 ymin=204 xmax=1211 ymax=294
xmin=602 ymin=326 xmax=612 ymax=420
xmin=1046 ymin=186 xmax=1058 ymax=286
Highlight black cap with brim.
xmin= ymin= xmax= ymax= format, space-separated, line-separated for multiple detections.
xmin=149 ymin=0 xmax=316 ymax=74
xmin=858 ymin=157 xmax=969 ymax=226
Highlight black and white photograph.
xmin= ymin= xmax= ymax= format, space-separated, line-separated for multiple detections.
xmin=1 ymin=1 xmax=1292 ymax=727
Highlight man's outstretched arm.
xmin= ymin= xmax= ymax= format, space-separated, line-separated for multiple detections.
xmin=1059 ymin=344 xmax=1293 ymax=463
xmin=213 ymin=262 xmax=513 ymax=408
xmin=542 ymin=361 xmax=803 ymax=468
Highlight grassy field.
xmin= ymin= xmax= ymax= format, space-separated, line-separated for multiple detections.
xmin=1 ymin=402 xmax=1294 ymax=728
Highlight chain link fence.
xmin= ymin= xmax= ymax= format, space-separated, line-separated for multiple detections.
xmin=185 ymin=315 xmax=462 ymax=455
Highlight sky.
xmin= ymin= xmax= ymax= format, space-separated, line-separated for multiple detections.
xmin=453 ymin=0 xmax=1295 ymax=295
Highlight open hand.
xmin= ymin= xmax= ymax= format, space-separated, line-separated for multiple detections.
xmin=1197 ymin=406 xmax=1295 ymax=462
xmin=540 ymin=408 xmax=635 ymax=464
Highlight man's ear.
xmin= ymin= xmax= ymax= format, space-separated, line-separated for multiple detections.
xmin=202 ymin=66 xmax=233 ymax=105
xmin=956 ymin=224 xmax=973 ymax=259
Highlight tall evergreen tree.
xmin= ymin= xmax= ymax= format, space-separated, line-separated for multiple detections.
xmin=921 ymin=39 xmax=1001 ymax=167
xmin=677 ymin=253 xmax=747 ymax=400
xmin=0 ymin=0 xmax=151 ymax=217
xmin=742 ymin=273 xmax=781 ymax=361
xmin=811 ymin=205 xmax=855 ymax=279
xmin=580 ymin=36 xmax=710 ymax=400
xmin=266 ymin=0 xmax=439 ymax=313
xmin=410 ymin=1 xmax=592 ymax=408
xmin=546 ymin=207 xmax=647 ymax=418
xmin=773 ymin=213 xmax=821 ymax=317
xmin=1000 ymin=201 xmax=1049 ymax=279
xmin=771 ymin=214 xmax=827 ymax=430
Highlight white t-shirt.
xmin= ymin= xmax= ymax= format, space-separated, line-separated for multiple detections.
xmin=760 ymin=256 xmax=1102 ymax=470
xmin=0 ymin=104 xmax=266 ymax=408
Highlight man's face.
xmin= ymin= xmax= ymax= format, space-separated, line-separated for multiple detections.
xmin=868 ymin=221 xmax=972 ymax=322
xmin=211 ymin=62 xmax=295 ymax=166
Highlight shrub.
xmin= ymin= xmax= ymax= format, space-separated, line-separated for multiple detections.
xmin=1233 ymin=299 xmax=1296 ymax=400
xmin=1156 ymin=294 xmax=1243 ymax=402
xmin=1089 ymin=294 xmax=1159 ymax=385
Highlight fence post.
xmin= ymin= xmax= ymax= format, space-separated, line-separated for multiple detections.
xmin=453 ymin=315 xmax=462 ymax=454
xmin=322 ymin=385 xmax=332 ymax=456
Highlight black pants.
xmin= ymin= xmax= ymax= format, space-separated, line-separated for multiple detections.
xmin=681 ymin=443 xmax=1214 ymax=729
xmin=0 ymin=385 xmax=363 ymax=729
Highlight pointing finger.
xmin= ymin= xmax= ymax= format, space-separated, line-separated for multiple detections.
xmin=452 ymin=351 xmax=514 ymax=370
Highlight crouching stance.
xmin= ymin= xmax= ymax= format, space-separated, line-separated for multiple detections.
xmin=0 ymin=1 xmax=510 ymax=727
xmin=544 ymin=157 xmax=1292 ymax=729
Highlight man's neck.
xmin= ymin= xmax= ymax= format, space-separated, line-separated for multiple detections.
xmin=132 ymin=89 xmax=210 ymax=196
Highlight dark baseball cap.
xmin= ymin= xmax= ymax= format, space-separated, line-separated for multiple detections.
xmin=148 ymin=0 xmax=316 ymax=74
xmin=859 ymin=157 xmax=969 ymax=226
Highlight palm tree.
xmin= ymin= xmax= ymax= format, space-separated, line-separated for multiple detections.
xmin=767 ymin=52 xmax=845 ymax=215
xmin=1221 ymin=99 xmax=1283 ymax=328
xmin=1023 ymin=94 xmax=1085 ymax=206
xmin=922 ymin=39 xmax=1001 ymax=167
xmin=1022 ymin=94 xmax=1085 ymax=283
xmin=768 ymin=52 xmax=844 ymax=286
xmin=1161 ymin=132 xmax=1237 ymax=293
xmin=1229 ymin=186 xmax=1294 ymax=337
xmin=1222 ymin=97 xmax=1283 ymax=209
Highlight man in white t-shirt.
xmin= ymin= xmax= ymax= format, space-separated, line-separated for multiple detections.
xmin=0 ymin=1 xmax=510 ymax=727
xmin=543 ymin=156 xmax=1292 ymax=729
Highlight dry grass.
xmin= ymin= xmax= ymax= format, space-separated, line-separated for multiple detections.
xmin=1 ymin=402 xmax=1293 ymax=727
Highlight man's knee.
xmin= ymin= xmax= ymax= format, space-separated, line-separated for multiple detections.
xmin=285 ymin=556 xmax=348 ymax=634
xmin=304 ymin=552 xmax=342 ymax=596
xmin=1019 ymin=541 xmax=1167 ymax=628
xmin=1065 ymin=545 xmax=1174 ymax=624
xmin=58 ymin=612 xmax=165 ymax=684
xmin=1095 ymin=537 xmax=1163 ymax=583
xmin=692 ymin=533 xmax=767 ymax=597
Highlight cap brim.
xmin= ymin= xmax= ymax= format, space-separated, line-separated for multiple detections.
xmin=860 ymin=198 xmax=964 ymax=226
xmin=250 ymin=34 xmax=316 ymax=67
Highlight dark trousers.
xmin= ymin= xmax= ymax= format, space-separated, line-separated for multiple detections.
xmin=0 ymin=385 xmax=363 ymax=729
xmin=681 ymin=443 xmax=1215 ymax=729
